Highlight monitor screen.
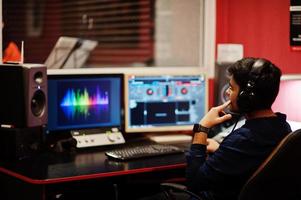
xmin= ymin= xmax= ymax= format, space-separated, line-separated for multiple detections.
xmin=272 ymin=75 xmax=301 ymax=130
xmin=124 ymin=73 xmax=207 ymax=133
xmin=47 ymin=73 xmax=123 ymax=132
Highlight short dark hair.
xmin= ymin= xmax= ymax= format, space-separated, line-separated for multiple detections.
xmin=227 ymin=57 xmax=282 ymax=111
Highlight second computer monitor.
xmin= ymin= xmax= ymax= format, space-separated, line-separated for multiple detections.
xmin=272 ymin=74 xmax=301 ymax=130
xmin=125 ymin=71 xmax=208 ymax=133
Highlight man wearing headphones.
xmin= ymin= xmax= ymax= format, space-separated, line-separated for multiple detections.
xmin=187 ymin=57 xmax=292 ymax=200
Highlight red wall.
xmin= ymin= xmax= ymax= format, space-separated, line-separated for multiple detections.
xmin=3 ymin=0 xmax=62 ymax=63
xmin=216 ymin=0 xmax=301 ymax=74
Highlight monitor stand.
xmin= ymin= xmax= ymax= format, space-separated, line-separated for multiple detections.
xmin=71 ymin=127 xmax=125 ymax=148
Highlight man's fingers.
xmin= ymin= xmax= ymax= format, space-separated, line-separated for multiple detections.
xmin=218 ymin=113 xmax=232 ymax=123
xmin=217 ymin=100 xmax=231 ymax=110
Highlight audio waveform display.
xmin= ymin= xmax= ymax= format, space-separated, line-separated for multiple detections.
xmin=60 ymin=87 xmax=109 ymax=107
xmin=57 ymin=80 xmax=111 ymax=126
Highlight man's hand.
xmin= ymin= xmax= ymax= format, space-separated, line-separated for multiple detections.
xmin=206 ymin=138 xmax=220 ymax=153
xmin=200 ymin=100 xmax=232 ymax=128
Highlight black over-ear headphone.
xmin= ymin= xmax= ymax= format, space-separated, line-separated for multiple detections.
xmin=237 ymin=59 xmax=268 ymax=113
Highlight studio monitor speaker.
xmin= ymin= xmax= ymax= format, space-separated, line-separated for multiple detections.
xmin=214 ymin=62 xmax=239 ymax=129
xmin=0 ymin=64 xmax=47 ymax=128
xmin=214 ymin=62 xmax=233 ymax=106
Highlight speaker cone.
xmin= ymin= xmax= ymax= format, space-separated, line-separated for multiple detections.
xmin=220 ymin=83 xmax=229 ymax=103
xmin=31 ymin=90 xmax=46 ymax=117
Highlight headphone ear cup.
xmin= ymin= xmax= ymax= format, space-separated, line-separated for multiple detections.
xmin=237 ymin=89 xmax=255 ymax=113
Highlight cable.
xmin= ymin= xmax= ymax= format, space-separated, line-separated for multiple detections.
xmin=230 ymin=115 xmax=242 ymax=133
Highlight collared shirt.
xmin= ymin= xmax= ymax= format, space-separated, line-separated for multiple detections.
xmin=186 ymin=113 xmax=292 ymax=200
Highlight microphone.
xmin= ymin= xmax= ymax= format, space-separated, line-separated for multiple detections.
xmin=73 ymin=39 xmax=83 ymax=49
xmin=60 ymin=38 xmax=83 ymax=69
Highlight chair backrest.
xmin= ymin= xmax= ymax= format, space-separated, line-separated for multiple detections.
xmin=239 ymin=129 xmax=301 ymax=200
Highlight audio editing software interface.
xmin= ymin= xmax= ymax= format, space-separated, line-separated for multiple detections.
xmin=126 ymin=74 xmax=207 ymax=132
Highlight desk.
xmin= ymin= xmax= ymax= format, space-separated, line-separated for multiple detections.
xmin=0 ymin=140 xmax=188 ymax=200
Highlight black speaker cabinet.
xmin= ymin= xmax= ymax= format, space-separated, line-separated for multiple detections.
xmin=214 ymin=62 xmax=239 ymax=129
xmin=0 ymin=127 xmax=43 ymax=160
xmin=214 ymin=62 xmax=233 ymax=106
xmin=0 ymin=64 xmax=47 ymax=128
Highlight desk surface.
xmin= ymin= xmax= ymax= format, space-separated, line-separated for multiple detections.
xmin=0 ymin=140 xmax=188 ymax=185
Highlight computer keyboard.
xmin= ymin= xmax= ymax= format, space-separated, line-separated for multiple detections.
xmin=105 ymin=144 xmax=184 ymax=160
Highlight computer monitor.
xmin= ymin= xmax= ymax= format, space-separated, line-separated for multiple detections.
xmin=124 ymin=72 xmax=208 ymax=133
xmin=47 ymin=72 xmax=123 ymax=134
xmin=272 ymin=74 xmax=301 ymax=131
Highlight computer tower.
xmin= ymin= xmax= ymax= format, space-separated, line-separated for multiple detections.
xmin=0 ymin=63 xmax=47 ymax=128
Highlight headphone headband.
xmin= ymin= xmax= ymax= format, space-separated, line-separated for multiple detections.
xmin=237 ymin=58 xmax=267 ymax=113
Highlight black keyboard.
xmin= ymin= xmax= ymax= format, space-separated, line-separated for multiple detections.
xmin=105 ymin=144 xmax=184 ymax=160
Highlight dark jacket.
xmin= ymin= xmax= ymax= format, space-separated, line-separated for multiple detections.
xmin=186 ymin=113 xmax=292 ymax=200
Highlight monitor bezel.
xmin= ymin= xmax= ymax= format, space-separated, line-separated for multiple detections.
xmin=46 ymin=71 xmax=124 ymax=134
xmin=124 ymin=69 xmax=208 ymax=133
